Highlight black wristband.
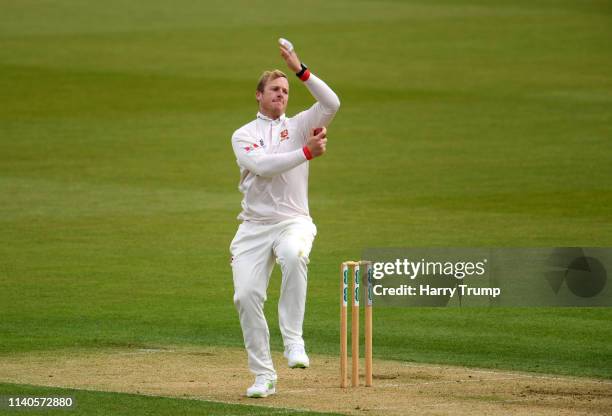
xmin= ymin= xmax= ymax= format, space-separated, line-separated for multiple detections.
xmin=296 ymin=63 xmax=308 ymax=78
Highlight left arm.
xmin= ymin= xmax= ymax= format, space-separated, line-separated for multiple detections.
xmin=298 ymin=73 xmax=341 ymax=128
xmin=279 ymin=44 xmax=341 ymax=134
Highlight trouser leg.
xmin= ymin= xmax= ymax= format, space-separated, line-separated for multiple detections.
xmin=231 ymin=224 xmax=276 ymax=378
xmin=273 ymin=220 xmax=317 ymax=347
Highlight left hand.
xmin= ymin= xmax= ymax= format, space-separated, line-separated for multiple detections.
xmin=279 ymin=45 xmax=301 ymax=73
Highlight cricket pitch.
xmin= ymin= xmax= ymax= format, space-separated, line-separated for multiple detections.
xmin=1 ymin=346 xmax=610 ymax=415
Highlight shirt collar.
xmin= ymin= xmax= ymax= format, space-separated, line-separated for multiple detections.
xmin=257 ymin=112 xmax=286 ymax=124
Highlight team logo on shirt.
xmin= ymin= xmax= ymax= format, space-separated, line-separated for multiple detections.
xmin=244 ymin=142 xmax=261 ymax=153
xmin=280 ymin=129 xmax=290 ymax=141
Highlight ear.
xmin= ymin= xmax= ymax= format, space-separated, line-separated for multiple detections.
xmin=255 ymin=90 xmax=262 ymax=103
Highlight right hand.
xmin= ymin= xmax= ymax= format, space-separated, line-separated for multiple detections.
xmin=306 ymin=127 xmax=327 ymax=158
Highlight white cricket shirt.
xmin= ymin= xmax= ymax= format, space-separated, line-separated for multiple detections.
xmin=231 ymin=73 xmax=340 ymax=223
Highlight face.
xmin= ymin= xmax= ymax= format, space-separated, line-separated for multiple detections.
xmin=256 ymin=77 xmax=289 ymax=119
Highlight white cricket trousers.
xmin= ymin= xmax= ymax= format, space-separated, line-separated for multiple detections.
xmin=230 ymin=217 xmax=317 ymax=379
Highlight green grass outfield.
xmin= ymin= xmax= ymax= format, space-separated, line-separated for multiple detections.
xmin=1 ymin=0 xmax=612 ymax=414
xmin=0 ymin=383 xmax=342 ymax=415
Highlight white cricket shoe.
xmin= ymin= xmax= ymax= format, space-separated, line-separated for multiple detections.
xmin=284 ymin=344 xmax=310 ymax=369
xmin=246 ymin=375 xmax=276 ymax=398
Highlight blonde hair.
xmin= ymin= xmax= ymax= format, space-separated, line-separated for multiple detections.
xmin=256 ymin=70 xmax=287 ymax=92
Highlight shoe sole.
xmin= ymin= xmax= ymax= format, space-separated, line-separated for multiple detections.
xmin=247 ymin=390 xmax=275 ymax=398
xmin=289 ymin=362 xmax=309 ymax=369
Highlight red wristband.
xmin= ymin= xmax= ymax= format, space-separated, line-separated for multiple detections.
xmin=299 ymin=68 xmax=311 ymax=82
xmin=302 ymin=145 xmax=313 ymax=160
